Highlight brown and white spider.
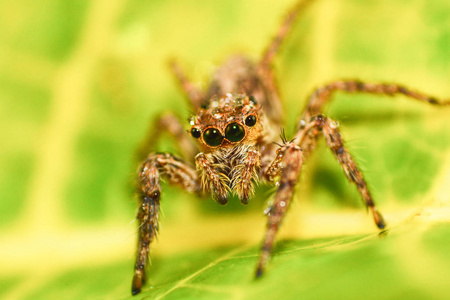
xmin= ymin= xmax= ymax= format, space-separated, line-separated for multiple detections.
xmin=131 ymin=0 xmax=449 ymax=295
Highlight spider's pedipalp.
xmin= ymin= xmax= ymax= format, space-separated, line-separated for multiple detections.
xmin=196 ymin=152 xmax=230 ymax=205
xmin=231 ymin=148 xmax=261 ymax=204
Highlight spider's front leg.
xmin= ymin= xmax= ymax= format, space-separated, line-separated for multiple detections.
xmin=256 ymin=142 xmax=303 ymax=276
xmin=132 ymin=153 xmax=201 ymax=295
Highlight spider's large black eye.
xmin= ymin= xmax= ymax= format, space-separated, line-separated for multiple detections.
xmin=190 ymin=127 xmax=201 ymax=138
xmin=225 ymin=122 xmax=245 ymax=142
xmin=244 ymin=115 xmax=257 ymax=127
xmin=203 ymin=128 xmax=223 ymax=146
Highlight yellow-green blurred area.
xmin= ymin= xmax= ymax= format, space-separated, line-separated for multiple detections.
xmin=1 ymin=0 xmax=450 ymax=299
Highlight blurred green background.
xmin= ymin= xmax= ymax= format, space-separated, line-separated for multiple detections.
xmin=0 ymin=0 xmax=449 ymax=299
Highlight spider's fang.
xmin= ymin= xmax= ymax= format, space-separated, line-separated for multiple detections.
xmin=240 ymin=196 xmax=249 ymax=205
xmin=213 ymin=193 xmax=229 ymax=205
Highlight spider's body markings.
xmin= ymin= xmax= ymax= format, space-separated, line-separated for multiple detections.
xmin=131 ymin=0 xmax=450 ymax=295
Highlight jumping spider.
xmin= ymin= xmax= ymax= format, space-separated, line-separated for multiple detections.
xmin=131 ymin=0 xmax=449 ymax=295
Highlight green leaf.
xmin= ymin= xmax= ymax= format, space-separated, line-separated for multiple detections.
xmin=0 ymin=0 xmax=449 ymax=299
xmin=132 ymin=224 xmax=450 ymax=300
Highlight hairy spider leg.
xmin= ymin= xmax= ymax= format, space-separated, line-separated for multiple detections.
xmin=288 ymin=80 xmax=450 ymax=229
xmin=256 ymin=111 xmax=390 ymax=277
xmin=259 ymin=0 xmax=316 ymax=68
xmin=253 ymin=0 xmax=320 ymax=270
xmin=133 ymin=153 xmax=201 ymax=295
xmin=257 ymin=0 xmax=316 ymax=126
xmin=169 ymin=59 xmax=206 ymax=109
xmin=297 ymin=115 xmax=386 ymax=229
xmin=256 ymin=142 xmax=303 ymax=277
xmin=136 ymin=112 xmax=199 ymax=163
xmin=300 ymin=80 xmax=450 ymax=123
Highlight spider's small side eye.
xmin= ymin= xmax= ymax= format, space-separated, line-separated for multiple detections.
xmin=249 ymin=96 xmax=257 ymax=105
xmin=244 ymin=115 xmax=257 ymax=127
xmin=225 ymin=122 xmax=245 ymax=142
xmin=203 ymin=128 xmax=223 ymax=146
xmin=190 ymin=127 xmax=201 ymax=138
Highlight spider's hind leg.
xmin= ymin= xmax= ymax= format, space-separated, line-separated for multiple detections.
xmin=256 ymin=0 xmax=316 ymax=126
xmin=259 ymin=0 xmax=316 ymax=68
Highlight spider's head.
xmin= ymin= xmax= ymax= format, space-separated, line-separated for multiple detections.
xmin=188 ymin=93 xmax=263 ymax=152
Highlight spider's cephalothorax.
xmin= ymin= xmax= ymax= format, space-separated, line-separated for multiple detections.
xmin=189 ymin=94 xmax=264 ymax=205
xmin=189 ymin=94 xmax=262 ymax=150
xmin=131 ymin=0 xmax=450 ymax=295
